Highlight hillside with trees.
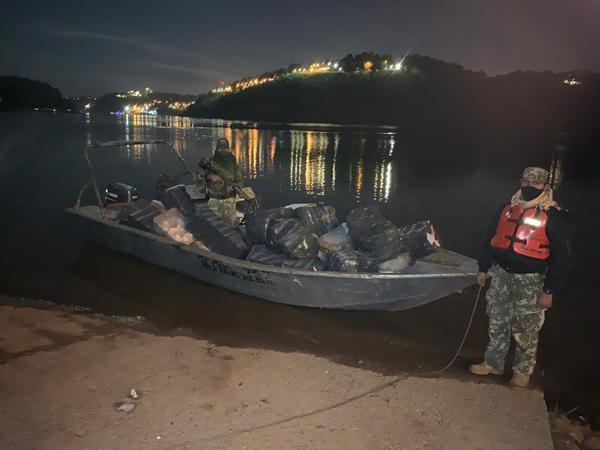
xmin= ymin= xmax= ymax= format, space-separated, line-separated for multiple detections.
xmin=0 ymin=76 xmax=73 ymax=112
xmin=186 ymin=54 xmax=599 ymax=143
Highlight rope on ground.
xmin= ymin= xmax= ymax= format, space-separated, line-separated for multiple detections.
xmin=173 ymin=285 xmax=484 ymax=448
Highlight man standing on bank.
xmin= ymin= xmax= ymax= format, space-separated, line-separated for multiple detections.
xmin=469 ymin=167 xmax=574 ymax=388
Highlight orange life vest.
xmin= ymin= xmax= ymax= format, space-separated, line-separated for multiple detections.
xmin=490 ymin=205 xmax=551 ymax=260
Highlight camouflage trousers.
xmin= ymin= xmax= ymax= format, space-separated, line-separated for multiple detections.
xmin=207 ymin=197 xmax=237 ymax=226
xmin=484 ymin=265 xmax=545 ymax=376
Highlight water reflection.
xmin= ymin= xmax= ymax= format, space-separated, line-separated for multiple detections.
xmin=85 ymin=112 xmax=92 ymax=145
xmin=115 ymin=114 xmax=197 ymax=164
xmin=268 ymin=136 xmax=277 ymax=172
xmin=107 ymin=115 xmax=406 ymax=203
xmin=122 ymin=114 xmax=151 ymax=163
xmin=373 ymin=134 xmax=397 ymax=202
xmin=349 ymin=136 xmax=366 ymax=201
xmin=118 ymin=113 xmax=195 ymax=130
xmin=219 ymin=127 xmax=265 ymax=180
xmin=289 ymin=130 xmax=330 ymax=196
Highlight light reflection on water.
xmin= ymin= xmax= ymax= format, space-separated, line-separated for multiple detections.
xmin=114 ymin=114 xmax=200 ymax=165
xmin=111 ymin=114 xmax=400 ymax=203
xmin=373 ymin=134 xmax=396 ymax=202
xmin=220 ymin=127 xmax=397 ymax=201
xmin=349 ymin=136 xmax=366 ymax=202
xmin=289 ymin=130 xmax=331 ymax=196
xmin=108 ymin=113 xmax=565 ymax=205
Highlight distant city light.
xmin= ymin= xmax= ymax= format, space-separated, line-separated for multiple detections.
xmin=116 ymin=87 xmax=153 ymax=98
xmin=111 ymin=87 xmax=194 ymax=115
xmin=563 ymin=77 xmax=582 ymax=86
xmin=211 ymin=55 xmax=406 ymax=95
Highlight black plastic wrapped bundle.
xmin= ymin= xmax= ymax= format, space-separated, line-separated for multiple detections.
xmin=268 ymin=218 xmax=300 ymax=245
xmin=162 ymin=184 xmax=194 ymax=215
xmin=281 ymin=258 xmax=327 ymax=271
xmin=120 ymin=200 xmax=162 ymax=233
xmin=268 ymin=218 xmax=320 ymax=259
xmin=245 ymin=208 xmax=294 ymax=244
xmin=398 ymin=220 xmax=441 ymax=259
xmin=346 ymin=206 xmax=385 ymax=241
xmin=357 ymin=220 xmax=405 ymax=262
xmin=187 ymin=204 xmax=250 ymax=259
xmin=327 ymin=250 xmax=378 ymax=273
xmin=246 ymin=245 xmax=288 ymax=266
xmin=295 ymin=205 xmax=338 ymax=236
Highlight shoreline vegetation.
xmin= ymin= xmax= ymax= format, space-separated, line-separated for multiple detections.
xmin=185 ymin=55 xmax=599 ymax=145
xmin=0 ymin=76 xmax=74 ymax=112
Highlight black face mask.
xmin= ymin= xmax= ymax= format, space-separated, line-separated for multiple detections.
xmin=521 ymin=186 xmax=544 ymax=201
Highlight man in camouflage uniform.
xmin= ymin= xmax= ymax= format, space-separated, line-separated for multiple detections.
xmin=470 ymin=167 xmax=573 ymax=387
xmin=199 ymin=138 xmax=244 ymax=226
xmin=482 ymin=266 xmax=545 ymax=379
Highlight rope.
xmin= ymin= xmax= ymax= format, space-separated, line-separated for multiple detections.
xmin=426 ymin=284 xmax=483 ymax=375
xmin=170 ymin=285 xmax=485 ymax=448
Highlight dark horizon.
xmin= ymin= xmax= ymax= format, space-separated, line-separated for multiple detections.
xmin=2 ymin=0 xmax=599 ymax=97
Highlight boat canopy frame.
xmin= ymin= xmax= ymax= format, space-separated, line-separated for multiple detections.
xmin=74 ymin=140 xmax=193 ymax=217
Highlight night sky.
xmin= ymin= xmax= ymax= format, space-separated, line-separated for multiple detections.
xmin=2 ymin=0 xmax=598 ymax=96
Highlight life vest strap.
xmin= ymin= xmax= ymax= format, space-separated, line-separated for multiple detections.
xmin=505 ymin=235 xmax=550 ymax=248
xmin=491 ymin=204 xmax=551 ymax=260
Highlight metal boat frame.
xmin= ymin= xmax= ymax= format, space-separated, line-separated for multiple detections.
xmin=68 ymin=140 xmax=477 ymax=311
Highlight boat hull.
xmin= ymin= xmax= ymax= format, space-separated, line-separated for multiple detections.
xmin=68 ymin=207 xmax=477 ymax=311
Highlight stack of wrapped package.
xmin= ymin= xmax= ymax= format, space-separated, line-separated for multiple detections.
xmin=120 ymin=184 xmax=440 ymax=273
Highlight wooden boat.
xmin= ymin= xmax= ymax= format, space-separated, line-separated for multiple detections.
xmin=68 ymin=140 xmax=477 ymax=311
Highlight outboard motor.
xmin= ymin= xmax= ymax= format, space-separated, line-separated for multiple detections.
xmin=104 ymin=182 xmax=139 ymax=205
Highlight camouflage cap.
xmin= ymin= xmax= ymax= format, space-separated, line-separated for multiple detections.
xmin=521 ymin=167 xmax=549 ymax=184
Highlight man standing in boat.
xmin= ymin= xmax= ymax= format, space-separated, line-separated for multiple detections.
xmin=470 ymin=167 xmax=573 ymax=388
xmin=198 ymin=138 xmax=244 ymax=225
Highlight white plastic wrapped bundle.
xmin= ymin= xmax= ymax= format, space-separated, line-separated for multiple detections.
xmin=167 ymin=226 xmax=194 ymax=245
xmin=154 ymin=208 xmax=185 ymax=230
xmin=153 ymin=208 xmax=194 ymax=245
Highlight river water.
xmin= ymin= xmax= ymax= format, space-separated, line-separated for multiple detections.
xmin=0 ymin=111 xmax=597 ymax=426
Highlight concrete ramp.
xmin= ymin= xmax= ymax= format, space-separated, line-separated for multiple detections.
xmin=0 ymin=303 xmax=553 ymax=450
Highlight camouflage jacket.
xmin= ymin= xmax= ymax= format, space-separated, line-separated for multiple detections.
xmin=205 ymin=151 xmax=244 ymax=199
